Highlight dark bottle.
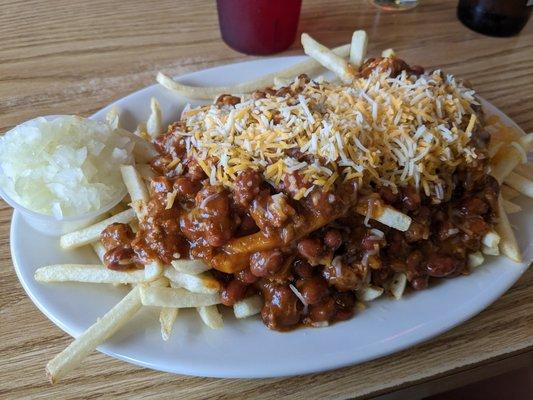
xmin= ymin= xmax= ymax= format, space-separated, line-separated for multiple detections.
xmin=457 ymin=0 xmax=531 ymax=37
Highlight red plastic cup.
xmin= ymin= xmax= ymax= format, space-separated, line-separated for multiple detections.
xmin=216 ymin=0 xmax=302 ymax=55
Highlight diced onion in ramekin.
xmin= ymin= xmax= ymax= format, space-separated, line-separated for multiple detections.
xmin=0 ymin=116 xmax=134 ymax=217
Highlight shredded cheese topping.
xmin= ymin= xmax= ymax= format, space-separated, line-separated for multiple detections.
xmin=176 ymin=63 xmax=481 ymax=200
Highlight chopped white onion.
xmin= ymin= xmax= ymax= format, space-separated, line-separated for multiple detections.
xmin=0 ymin=116 xmax=134 ymax=217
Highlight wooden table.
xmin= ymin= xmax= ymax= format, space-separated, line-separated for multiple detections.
xmin=0 ymin=1 xmax=531 ymax=398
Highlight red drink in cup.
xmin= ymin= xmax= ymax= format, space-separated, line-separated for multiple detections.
xmin=216 ymin=0 xmax=302 ymax=55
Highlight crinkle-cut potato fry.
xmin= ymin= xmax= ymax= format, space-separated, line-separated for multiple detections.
xmin=197 ymin=305 xmax=224 ymax=329
xmin=234 ymin=295 xmax=263 ymax=319
xmin=140 ymin=286 xmax=221 ymax=308
xmin=60 ymin=208 xmax=136 ymax=249
xmin=120 ymin=165 xmax=149 ymax=218
xmin=105 ymin=106 xmax=120 ymax=130
xmin=46 ymin=286 xmax=142 ymax=384
xmin=501 ymin=184 xmax=521 ymax=200
xmin=495 ymin=196 xmax=521 ymax=262
xmin=164 ymin=268 xmax=220 ymax=294
xmin=356 ymin=285 xmax=384 ymax=301
xmin=157 ymin=43 xmax=351 ymax=100
xmin=34 ymin=264 xmax=147 ymax=284
xmin=349 ymin=30 xmax=368 ymax=68
xmin=146 ymin=97 xmax=162 ymax=139
xmin=301 ymin=33 xmax=353 ymax=84
xmin=171 ymin=259 xmax=211 ymax=275
xmin=468 ymin=251 xmax=484 ymax=269
xmin=389 ymin=272 xmax=407 ymax=300
xmin=504 ymin=171 xmax=533 ymax=198
xmin=159 ymin=307 xmax=179 ymax=341
xmin=502 ymin=199 xmax=522 ymax=214
xmin=481 ymin=231 xmax=501 ymax=249
xmin=117 ymin=127 xmax=158 ymax=164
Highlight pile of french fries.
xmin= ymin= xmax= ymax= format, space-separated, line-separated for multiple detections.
xmin=34 ymin=30 xmax=531 ymax=383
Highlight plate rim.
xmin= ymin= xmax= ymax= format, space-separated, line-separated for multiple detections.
xmin=9 ymin=56 xmax=531 ymax=378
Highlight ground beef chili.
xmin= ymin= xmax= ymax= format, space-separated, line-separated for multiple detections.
xmin=101 ymin=57 xmax=500 ymax=332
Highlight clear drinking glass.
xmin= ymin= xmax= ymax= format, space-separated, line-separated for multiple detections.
xmin=370 ymin=0 xmax=419 ymax=11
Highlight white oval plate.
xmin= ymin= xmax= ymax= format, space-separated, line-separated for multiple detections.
xmin=11 ymin=57 xmax=532 ymax=378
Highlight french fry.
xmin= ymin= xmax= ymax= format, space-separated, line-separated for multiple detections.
xmin=146 ymin=97 xmax=162 ymax=139
xmin=482 ymin=245 xmax=499 ymax=256
xmin=163 ymin=268 xmax=221 ymax=294
xmin=381 ymin=48 xmax=395 ymax=58
xmin=157 ymin=43 xmax=351 ymax=99
xmin=349 ymin=30 xmax=368 ymax=68
xmin=514 ymin=163 xmax=533 ymax=180
xmin=159 ymin=307 xmax=179 ymax=341
xmin=468 ymin=251 xmax=484 ymax=269
xmin=137 ymin=163 xmax=155 ymax=182
xmin=389 ymin=272 xmax=407 ymax=300
xmin=504 ymin=171 xmax=533 ymax=198
xmin=495 ymin=196 xmax=521 ymax=262
xmin=171 ymin=259 xmax=211 ymax=275
xmin=34 ymin=264 xmax=147 ymax=284
xmin=105 ymin=106 xmax=120 ymax=130
xmin=301 ymin=33 xmax=353 ymax=83
xmin=117 ymin=128 xmax=158 ymax=164
xmin=355 ymin=205 xmax=412 ymax=232
xmin=234 ymin=295 xmax=263 ymax=319
xmin=501 ymin=184 xmax=521 ymax=200
xmin=46 ymin=286 xmax=142 ymax=383
xmin=120 ymin=165 xmax=149 ymax=218
xmin=60 ymin=208 xmax=136 ymax=249
xmin=481 ymin=231 xmax=501 ymax=249
xmin=502 ymin=199 xmax=522 ymax=214
xmin=490 ymin=143 xmax=526 ymax=183
xmin=197 ymin=305 xmax=223 ymax=329
xmin=140 ymin=286 xmax=221 ymax=308
xmin=144 ymin=261 xmax=163 ymax=282
xmin=356 ymin=285 xmax=384 ymax=301
xmin=91 ymin=242 xmax=107 ymax=262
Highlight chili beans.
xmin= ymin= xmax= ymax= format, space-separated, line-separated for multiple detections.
xmin=324 ymin=229 xmax=342 ymax=250
xmin=103 ymin=247 xmax=136 ymax=271
xmin=174 ymin=177 xmax=201 ymax=202
xmin=297 ymin=238 xmax=324 ymax=263
xmin=233 ymin=169 xmax=262 ymax=207
xmin=261 ymin=283 xmax=301 ymax=330
xmin=221 ymin=280 xmax=247 ymax=306
xmin=250 ymin=250 xmax=284 ymax=277
xmin=101 ymin=223 xmax=135 ymax=251
xmin=309 ymin=297 xmax=336 ymax=322
xmin=323 ymin=258 xmax=366 ymax=291
xmin=215 ymin=94 xmax=241 ymax=107
xmin=293 ymin=259 xmax=314 ymax=278
xmin=424 ymin=254 xmax=462 ymax=277
xmin=296 ymin=276 xmax=329 ymax=305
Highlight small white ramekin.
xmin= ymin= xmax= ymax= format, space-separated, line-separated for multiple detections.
xmin=0 ymin=115 xmax=127 ymax=236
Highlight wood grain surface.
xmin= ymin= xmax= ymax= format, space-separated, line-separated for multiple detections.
xmin=0 ymin=0 xmax=531 ymax=399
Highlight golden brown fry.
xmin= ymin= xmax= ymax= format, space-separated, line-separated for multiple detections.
xmin=157 ymin=43 xmax=351 ymax=99
xmin=500 ymin=184 xmax=521 ymax=200
xmin=46 ymin=286 xmax=142 ymax=383
xmin=504 ymin=171 xmax=533 ymax=198
xmin=301 ymin=33 xmax=353 ymax=83
xmin=495 ymin=196 xmax=521 ymax=262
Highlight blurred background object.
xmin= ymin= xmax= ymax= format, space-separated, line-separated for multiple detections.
xmin=457 ymin=0 xmax=531 ymax=37
xmin=370 ymin=0 xmax=419 ymax=10
xmin=216 ymin=0 xmax=302 ymax=55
